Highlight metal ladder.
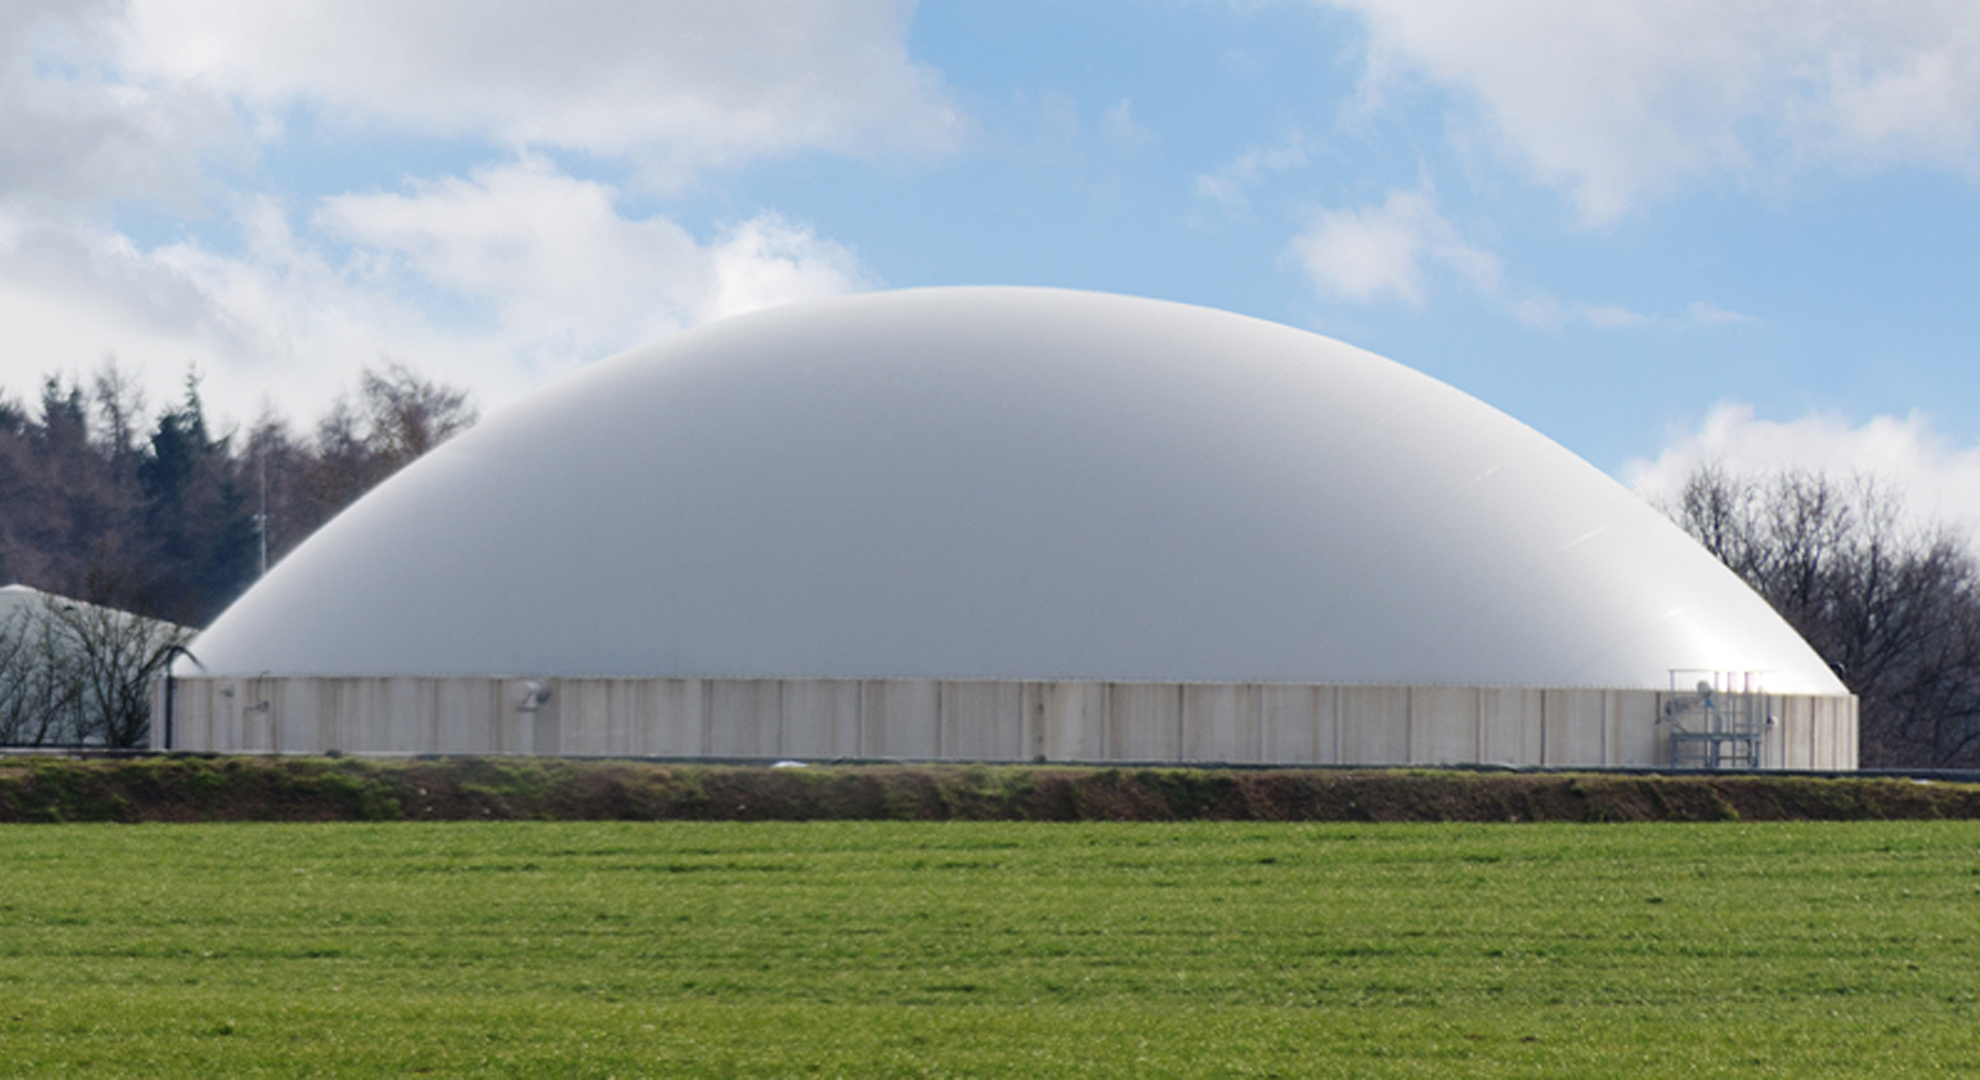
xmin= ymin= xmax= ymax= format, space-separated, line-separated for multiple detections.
xmin=1664 ymin=671 xmax=1771 ymax=768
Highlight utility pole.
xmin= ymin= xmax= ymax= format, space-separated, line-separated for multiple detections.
xmin=256 ymin=448 xmax=269 ymax=578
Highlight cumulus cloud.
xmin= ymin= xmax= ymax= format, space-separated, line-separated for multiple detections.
xmin=320 ymin=160 xmax=866 ymax=349
xmin=704 ymin=214 xmax=869 ymax=323
xmin=0 ymin=200 xmax=448 ymax=423
xmin=0 ymin=4 xmax=904 ymax=425
xmin=318 ymin=160 xmax=710 ymax=358
xmin=0 ymin=1 xmax=958 ymax=205
xmin=0 ymin=1 xmax=236 ymax=209
xmin=1627 ymin=403 xmax=1980 ymax=534
xmin=0 ymin=161 xmax=871 ymax=426
xmin=115 ymin=0 xmax=961 ymax=186
xmin=1286 ymin=187 xmax=1499 ymax=305
xmin=1290 ymin=186 xmax=1754 ymax=332
xmin=1327 ymin=0 xmax=1980 ymax=222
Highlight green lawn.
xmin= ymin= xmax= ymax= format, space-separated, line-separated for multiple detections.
xmin=1 ymin=820 xmax=1976 ymax=1076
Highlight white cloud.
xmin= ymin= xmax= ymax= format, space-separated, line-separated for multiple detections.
xmin=1290 ymin=187 xmax=1753 ymax=333
xmin=704 ymin=214 xmax=869 ymax=323
xmin=0 ymin=202 xmax=447 ymax=425
xmin=114 ymin=0 xmax=961 ymax=186
xmin=1684 ymin=301 xmax=1758 ymax=327
xmin=1328 ymin=0 xmax=1980 ymax=222
xmin=0 ymin=4 xmax=901 ymax=427
xmin=1101 ymin=98 xmax=1154 ymax=153
xmin=0 ymin=1 xmax=236 ymax=209
xmin=1194 ymin=131 xmax=1310 ymax=212
xmin=0 ymin=162 xmax=871 ymax=429
xmin=317 ymin=159 xmax=710 ymax=360
xmin=1627 ymin=403 xmax=1980 ymax=534
xmin=320 ymin=159 xmax=866 ymax=347
xmin=1286 ymin=187 xmax=1498 ymax=305
xmin=1509 ymin=294 xmax=1651 ymax=332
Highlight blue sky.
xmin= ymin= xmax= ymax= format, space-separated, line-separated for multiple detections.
xmin=9 ymin=1 xmax=1980 ymax=519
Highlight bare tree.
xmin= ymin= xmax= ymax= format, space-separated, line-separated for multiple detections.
xmin=291 ymin=362 xmax=478 ymax=562
xmin=1664 ymin=465 xmax=1980 ymax=768
xmin=0 ymin=603 xmax=84 ymax=746
xmin=43 ymin=592 xmax=191 ymax=748
xmin=0 ymin=587 xmax=190 ymax=749
xmin=360 ymin=361 xmax=477 ymax=470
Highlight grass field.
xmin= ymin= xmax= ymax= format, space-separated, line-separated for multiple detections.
xmin=1 ymin=820 xmax=1977 ymax=1076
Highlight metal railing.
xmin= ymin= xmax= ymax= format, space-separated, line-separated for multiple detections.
xmin=1664 ymin=670 xmax=1772 ymax=768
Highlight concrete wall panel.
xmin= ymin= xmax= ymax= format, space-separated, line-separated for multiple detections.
xmin=1409 ymin=687 xmax=1476 ymax=764
xmin=1035 ymin=681 xmax=1106 ymax=761
xmin=1781 ymin=695 xmax=1813 ymax=770
xmin=1823 ymin=695 xmax=1854 ymax=770
xmin=224 ymin=678 xmax=269 ymax=753
xmin=266 ymin=678 xmax=307 ymax=754
xmin=429 ymin=678 xmax=492 ymax=753
xmin=204 ymin=680 xmax=240 ymax=752
xmin=1109 ymin=683 xmax=1182 ymax=761
xmin=942 ymin=681 xmax=1023 ymax=761
xmin=328 ymin=680 xmax=366 ymax=756
xmin=602 ymin=680 xmax=644 ymax=757
xmin=1610 ymin=691 xmax=1659 ymax=767
xmin=783 ymin=679 xmax=861 ymax=759
xmin=1339 ymin=687 xmax=1409 ymax=764
xmin=558 ymin=680 xmax=608 ymax=756
xmin=1811 ymin=695 xmax=1837 ymax=770
xmin=1477 ymin=687 xmax=1540 ymax=765
xmin=862 ymin=680 xmax=939 ymax=759
xmin=708 ymin=680 xmax=781 ymax=758
xmin=648 ymin=679 xmax=706 ymax=757
xmin=1259 ymin=684 xmax=1331 ymax=764
xmin=1184 ymin=684 xmax=1261 ymax=763
xmin=1543 ymin=689 xmax=1606 ymax=766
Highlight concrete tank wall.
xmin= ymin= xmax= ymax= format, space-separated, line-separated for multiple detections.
xmin=153 ymin=675 xmax=1858 ymax=770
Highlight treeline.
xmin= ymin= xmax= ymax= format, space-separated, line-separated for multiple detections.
xmin=1666 ymin=466 xmax=1980 ymax=769
xmin=0 ymin=363 xmax=474 ymax=627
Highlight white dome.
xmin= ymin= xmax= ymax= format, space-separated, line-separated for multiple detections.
xmin=188 ymin=287 xmax=1844 ymax=696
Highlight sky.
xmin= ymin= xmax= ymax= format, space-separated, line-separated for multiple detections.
xmin=9 ymin=1 xmax=1980 ymax=527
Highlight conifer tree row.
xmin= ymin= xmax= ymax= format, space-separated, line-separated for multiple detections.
xmin=0 ymin=362 xmax=475 ymax=627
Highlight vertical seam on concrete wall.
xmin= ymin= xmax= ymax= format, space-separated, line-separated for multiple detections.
xmin=1331 ymin=685 xmax=1341 ymax=764
xmin=1601 ymin=690 xmax=1612 ymax=767
xmin=1176 ymin=684 xmax=1186 ymax=763
xmin=1405 ymin=686 xmax=1415 ymax=765
xmin=1027 ymin=683 xmax=1039 ymax=762
xmin=1248 ymin=685 xmax=1261 ymax=763
xmin=1539 ymin=691 xmax=1548 ymax=766
xmin=1094 ymin=683 xmax=1104 ymax=761
xmin=771 ymin=680 xmax=784 ymax=759
xmin=1473 ymin=687 xmax=1483 ymax=763
xmin=700 ymin=679 xmax=713 ymax=758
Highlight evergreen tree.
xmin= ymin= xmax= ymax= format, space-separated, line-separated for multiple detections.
xmin=135 ymin=376 xmax=258 ymax=624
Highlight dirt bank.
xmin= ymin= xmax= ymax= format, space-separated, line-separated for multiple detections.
xmin=2 ymin=755 xmax=1976 ymax=823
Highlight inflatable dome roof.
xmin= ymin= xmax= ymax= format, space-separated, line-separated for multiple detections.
xmin=186 ymin=287 xmax=1844 ymax=695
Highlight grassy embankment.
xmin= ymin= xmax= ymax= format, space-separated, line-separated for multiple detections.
xmin=4 ymin=754 xmax=1980 ymax=823
xmin=0 ymin=818 xmax=1977 ymax=1075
